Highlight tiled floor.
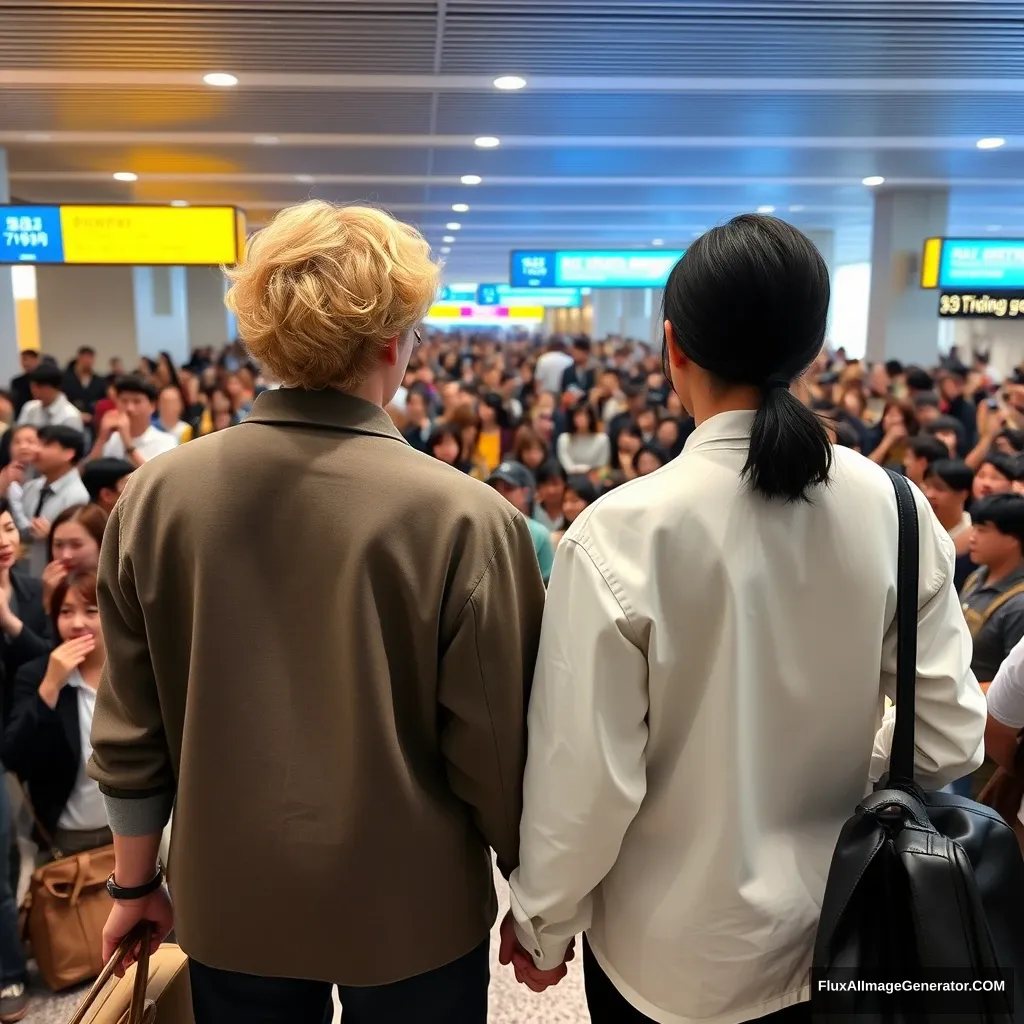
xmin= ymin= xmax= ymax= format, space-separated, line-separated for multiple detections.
xmin=29 ymin=873 xmax=590 ymax=1023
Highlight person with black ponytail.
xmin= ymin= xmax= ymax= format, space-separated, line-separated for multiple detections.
xmin=501 ymin=215 xmax=986 ymax=1023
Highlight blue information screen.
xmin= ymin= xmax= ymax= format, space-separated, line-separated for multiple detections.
xmin=511 ymin=249 xmax=685 ymax=289
xmin=437 ymin=283 xmax=478 ymax=303
xmin=476 ymin=283 xmax=582 ymax=307
xmin=1 ymin=206 xmax=64 ymax=263
xmin=939 ymin=240 xmax=1024 ymax=289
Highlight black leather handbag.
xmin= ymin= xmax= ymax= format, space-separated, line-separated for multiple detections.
xmin=812 ymin=469 xmax=1024 ymax=1021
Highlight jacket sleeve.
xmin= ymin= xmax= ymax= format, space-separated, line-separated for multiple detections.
xmin=437 ymin=512 xmax=545 ymax=879
xmin=3 ymin=660 xmax=60 ymax=780
xmin=509 ymin=537 xmax=649 ymax=970
xmin=87 ymin=498 xmax=175 ymax=836
xmin=871 ymin=487 xmax=986 ymax=787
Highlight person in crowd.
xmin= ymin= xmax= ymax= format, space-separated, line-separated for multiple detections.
xmin=961 ymin=494 xmax=1024 ymax=687
xmin=557 ymin=401 xmax=611 ymax=475
xmin=902 ymin=434 xmax=951 ymax=487
xmin=89 ymin=200 xmax=545 ymax=1024
xmin=554 ymin=474 xmax=600 ymax=547
xmin=224 ymin=372 xmax=256 ymax=422
xmin=533 ymin=462 xmax=566 ymax=533
xmin=92 ymin=377 xmax=118 ymax=428
xmin=939 ymin=365 xmax=979 ymax=452
xmin=197 ymin=387 xmax=237 ymax=436
xmin=154 ymin=352 xmax=179 ymax=391
xmin=9 ymin=350 xmax=39 ymax=418
xmin=476 ymin=393 xmax=506 ymax=474
xmin=654 ymin=416 xmax=688 ymax=459
xmin=606 ymin=383 xmax=649 ymax=454
xmin=924 ymin=414 xmax=966 ymax=458
xmin=525 ymin=402 xmax=556 ymax=446
xmin=449 ymin=406 xmax=489 ymax=480
xmin=93 ymin=375 xmax=178 ymax=466
xmin=81 ymin=457 xmax=134 ymax=515
xmin=633 ymin=442 xmax=668 ymax=477
xmin=17 ymin=364 xmax=85 ymax=434
xmin=868 ymin=398 xmax=918 ymax=467
xmin=486 ymin=461 xmax=555 ymax=585
xmin=109 ymin=356 xmax=125 ymax=379
xmin=973 ymin=452 xmax=1018 ymax=501
xmin=401 ymin=387 xmax=433 ymax=453
xmin=561 ymin=338 xmax=596 ymax=394
xmin=42 ymin=503 xmax=107 ymax=611
xmin=614 ymin=423 xmax=644 ymax=478
xmin=5 ymin=570 xmax=112 ymax=865
xmin=832 ymin=420 xmax=861 ymax=450
xmin=425 ymin=422 xmax=465 ymax=470
xmin=535 ymin=339 xmax=574 ymax=395
xmin=63 ymin=345 xmax=108 ymax=424
xmin=0 ymin=425 xmax=40 ymax=535
xmin=501 ymin=215 xmax=984 ymax=1023
xmin=19 ymin=426 xmax=89 ymax=577
xmin=155 ymin=386 xmax=194 ymax=445
xmin=512 ymin=427 xmax=549 ymax=475
xmin=922 ymin=459 xmax=976 ymax=591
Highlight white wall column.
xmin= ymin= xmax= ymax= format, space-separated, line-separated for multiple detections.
xmin=0 ymin=150 xmax=21 ymax=386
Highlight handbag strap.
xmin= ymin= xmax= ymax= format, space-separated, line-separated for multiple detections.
xmin=66 ymin=922 xmax=152 ymax=1024
xmin=885 ymin=468 xmax=920 ymax=787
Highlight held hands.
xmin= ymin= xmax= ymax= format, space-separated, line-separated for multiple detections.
xmin=44 ymin=635 xmax=95 ymax=690
xmin=41 ymin=560 xmax=68 ymax=609
xmin=498 ymin=911 xmax=575 ymax=993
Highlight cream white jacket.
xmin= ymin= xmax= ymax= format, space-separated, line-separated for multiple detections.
xmin=510 ymin=409 xmax=985 ymax=1024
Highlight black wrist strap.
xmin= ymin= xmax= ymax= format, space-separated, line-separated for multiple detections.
xmin=106 ymin=867 xmax=163 ymax=902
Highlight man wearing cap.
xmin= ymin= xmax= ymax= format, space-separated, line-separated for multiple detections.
xmin=488 ymin=462 xmax=555 ymax=584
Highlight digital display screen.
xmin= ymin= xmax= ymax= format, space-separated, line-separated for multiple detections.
xmin=476 ymin=283 xmax=581 ymax=307
xmin=437 ymin=283 xmax=479 ymax=303
xmin=937 ymin=240 xmax=1024 ymax=290
xmin=938 ymin=290 xmax=1024 ymax=318
xmin=510 ymin=249 xmax=685 ymax=288
xmin=1 ymin=204 xmax=242 ymax=265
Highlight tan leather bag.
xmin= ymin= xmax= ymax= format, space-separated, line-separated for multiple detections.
xmin=68 ymin=923 xmax=193 ymax=1024
xmin=24 ymin=840 xmax=115 ymax=991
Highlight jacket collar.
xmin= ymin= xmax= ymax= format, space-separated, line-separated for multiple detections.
xmin=683 ymin=409 xmax=757 ymax=455
xmin=243 ymin=388 xmax=408 ymax=445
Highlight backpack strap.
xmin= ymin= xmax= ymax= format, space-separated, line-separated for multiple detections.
xmin=973 ymin=580 xmax=1024 ymax=634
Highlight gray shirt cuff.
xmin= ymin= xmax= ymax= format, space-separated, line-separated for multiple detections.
xmin=102 ymin=791 xmax=174 ymax=837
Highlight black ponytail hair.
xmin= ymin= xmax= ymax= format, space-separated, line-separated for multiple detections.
xmin=662 ymin=214 xmax=832 ymax=503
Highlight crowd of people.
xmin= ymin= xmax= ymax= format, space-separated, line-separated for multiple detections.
xmin=0 ymin=198 xmax=1014 ymax=1023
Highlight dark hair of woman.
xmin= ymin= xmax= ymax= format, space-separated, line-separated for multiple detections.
xmin=569 ymin=400 xmax=599 ymax=435
xmin=46 ymin=503 xmax=108 ymax=564
xmin=564 ymin=474 xmax=599 ymax=507
xmin=48 ymin=569 xmax=98 ymax=632
xmin=662 ymin=214 xmax=832 ymax=503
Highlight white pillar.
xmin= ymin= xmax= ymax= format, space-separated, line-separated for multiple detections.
xmin=866 ymin=189 xmax=949 ymax=366
xmin=187 ymin=266 xmax=231 ymax=352
xmin=0 ymin=150 xmax=21 ymax=385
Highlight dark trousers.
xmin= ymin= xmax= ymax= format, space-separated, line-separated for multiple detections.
xmin=0 ymin=782 xmax=25 ymax=985
xmin=188 ymin=939 xmax=489 ymax=1024
xmin=583 ymin=937 xmax=811 ymax=1024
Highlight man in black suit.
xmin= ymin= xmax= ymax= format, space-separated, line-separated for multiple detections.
xmin=9 ymin=349 xmax=40 ymax=417
xmin=63 ymin=346 xmax=109 ymax=425
xmin=560 ymin=338 xmax=597 ymax=395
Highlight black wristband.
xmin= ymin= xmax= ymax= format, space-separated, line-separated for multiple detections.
xmin=106 ymin=867 xmax=163 ymax=902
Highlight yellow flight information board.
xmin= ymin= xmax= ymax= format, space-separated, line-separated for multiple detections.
xmin=1 ymin=204 xmax=242 ymax=265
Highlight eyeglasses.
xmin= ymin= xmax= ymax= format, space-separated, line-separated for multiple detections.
xmin=413 ymin=329 xmax=423 ymax=346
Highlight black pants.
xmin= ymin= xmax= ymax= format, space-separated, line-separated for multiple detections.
xmin=583 ymin=937 xmax=812 ymax=1024
xmin=188 ymin=939 xmax=489 ymax=1024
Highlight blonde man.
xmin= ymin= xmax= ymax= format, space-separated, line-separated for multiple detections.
xmin=89 ymin=202 xmax=546 ymax=1024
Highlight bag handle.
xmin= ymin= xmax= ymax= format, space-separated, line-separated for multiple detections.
xmin=65 ymin=922 xmax=153 ymax=1024
xmin=885 ymin=468 xmax=920 ymax=787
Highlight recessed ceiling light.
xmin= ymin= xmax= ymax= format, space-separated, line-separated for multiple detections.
xmin=862 ymin=175 xmax=885 ymax=187
xmin=254 ymin=135 xmax=280 ymax=145
xmin=25 ymin=132 xmax=51 ymax=142
xmin=443 ymin=235 xmax=456 ymax=243
xmin=460 ymin=174 xmax=482 ymax=186
xmin=169 ymin=200 xmax=189 ymax=207
xmin=295 ymin=174 xmax=315 ymax=184
xmin=474 ymin=136 xmax=501 ymax=149
xmin=446 ymin=222 xmax=462 ymax=230
xmin=757 ymin=205 xmax=776 ymax=214
xmin=203 ymin=72 xmax=238 ymax=87
xmin=977 ymin=137 xmax=1006 ymax=150
xmin=788 ymin=204 xmax=806 ymax=213
xmin=987 ymin=224 xmax=1003 ymax=231
xmin=493 ymin=75 xmax=527 ymax=91
xmin=113 ymin=171 xmax=138 ymax=182
xmin=440 ymin=247 xmax=452 ymax=254
xmin=452 ymin=203 xmax=470 ymax=213
xmin=651 ymin=239 xmax=664 ymax=246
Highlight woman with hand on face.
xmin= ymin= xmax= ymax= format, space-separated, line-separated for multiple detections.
xmin=41 ymin=504 xmax=106 ymax=612
xmin=4 ymin=571 xmax=112 ymax=863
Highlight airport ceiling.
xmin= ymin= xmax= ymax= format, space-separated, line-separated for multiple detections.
xmin=2 ymin=0 xmax=1024 ymax=278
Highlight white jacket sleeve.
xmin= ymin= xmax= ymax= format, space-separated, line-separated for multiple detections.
xmin=870 ymin=487 xmax=985 ymax=787
xmin=509 ymin=537 xmax=648 ymax=970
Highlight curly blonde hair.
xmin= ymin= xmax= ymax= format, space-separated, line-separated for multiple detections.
xmin=225 ymin=201 xmax=439 ymax=390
